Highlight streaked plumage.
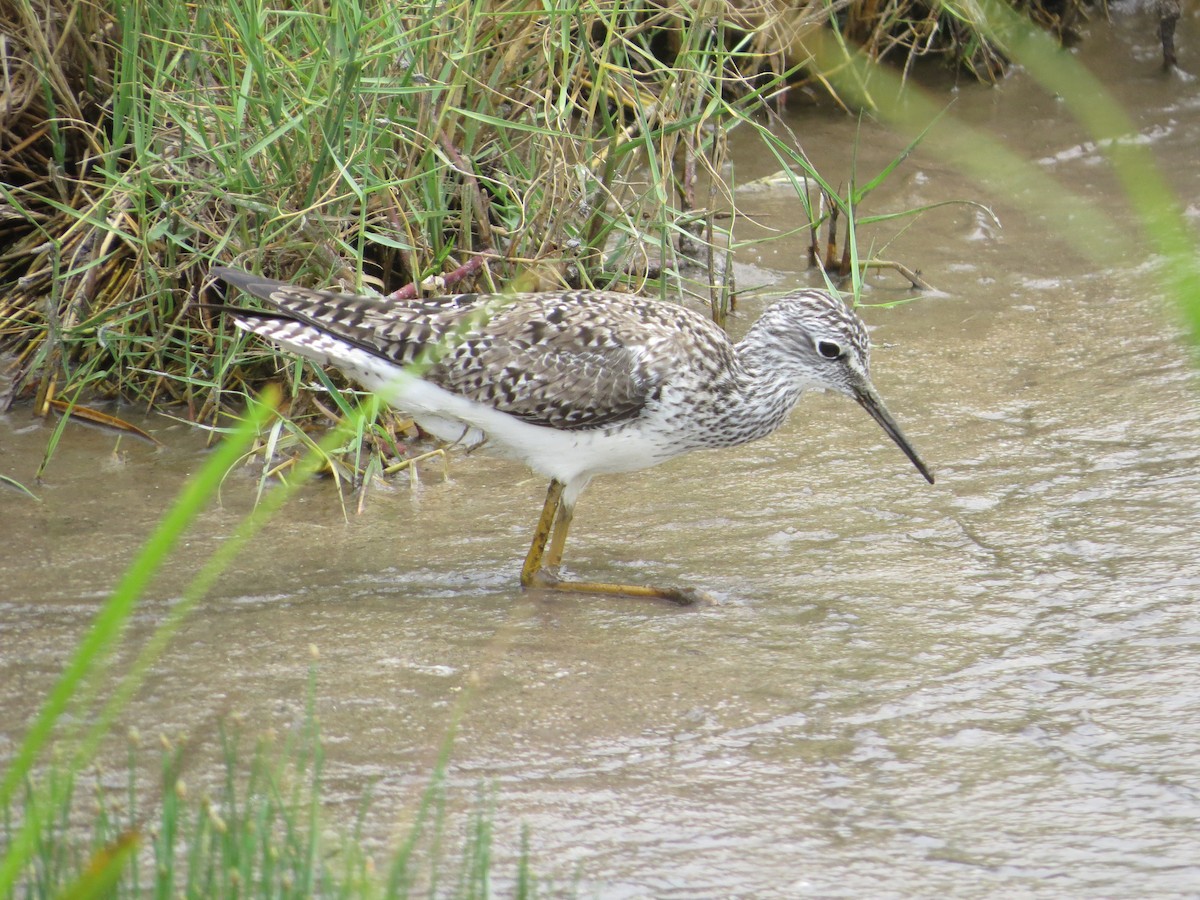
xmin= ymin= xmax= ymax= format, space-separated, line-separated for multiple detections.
xmin=209 ymin=265 xmax=932 ymax=603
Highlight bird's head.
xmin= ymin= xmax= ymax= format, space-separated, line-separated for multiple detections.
xmin=756 ymin=291 xmax=935 ymax=485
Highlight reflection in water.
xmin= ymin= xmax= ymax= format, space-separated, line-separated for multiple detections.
xmin=3 ymin=15 xmax=1200 ymax=897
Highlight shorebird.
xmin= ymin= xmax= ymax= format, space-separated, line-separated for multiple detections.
xmin=209 ymin=265 xmax=933 ymax=604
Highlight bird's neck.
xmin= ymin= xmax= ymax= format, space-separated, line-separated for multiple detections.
xmin=689 ymin=333 xmax=810 ymax=449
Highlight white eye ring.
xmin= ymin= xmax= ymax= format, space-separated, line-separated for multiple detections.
xmin=817 ymin=340 xmax=842 ymax=360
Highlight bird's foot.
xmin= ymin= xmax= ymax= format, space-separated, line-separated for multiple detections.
xmin=525 ymin=567 xmax=715 ymax=607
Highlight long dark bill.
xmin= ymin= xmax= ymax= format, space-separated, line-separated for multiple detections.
xmin=853 ymin=381 xmax=935 ymax=485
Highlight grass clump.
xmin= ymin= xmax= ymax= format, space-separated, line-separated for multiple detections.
xmin=0 ymin=0 xmax=1082 ymax=462
xmin=5 ymin=714 xmax=536 ymax=898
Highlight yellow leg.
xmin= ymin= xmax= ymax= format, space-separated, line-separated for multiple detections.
xmin=544 ymin=497 xmax=573 ymax=569
xmin=520 ymin=479 xmax=564 ymax=588
xmin=528 ymin=569 xmax=712 ymax=606
xmin=519 ymin=479 xmax=711 ymax=607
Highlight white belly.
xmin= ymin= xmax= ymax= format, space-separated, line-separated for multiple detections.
xmin=330 ymin=346 xmax=678 ymax=486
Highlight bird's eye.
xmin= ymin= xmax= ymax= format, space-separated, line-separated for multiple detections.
xmin=817 ymin=340 xmax=843 ymax=360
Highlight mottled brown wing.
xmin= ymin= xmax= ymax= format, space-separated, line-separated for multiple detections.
xmin=209 ymin=267 xmax=672 ymax=430
xmin=425 ymin=295 xmax=675 ymax=430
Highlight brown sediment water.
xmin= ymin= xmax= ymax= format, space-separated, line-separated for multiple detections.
xmin=2 ymin=14 xmax=1199 ymax=897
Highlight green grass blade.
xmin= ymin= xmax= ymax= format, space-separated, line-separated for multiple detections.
xmin=0 ymin=390 xmax=280 ymax=894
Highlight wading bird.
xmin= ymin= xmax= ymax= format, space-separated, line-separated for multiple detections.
xmin=209 ymin=265 xmax=933 ymax=604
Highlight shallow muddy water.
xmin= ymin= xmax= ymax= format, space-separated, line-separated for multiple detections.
xmin=4 ymin=11 xmax=1200 ymax=898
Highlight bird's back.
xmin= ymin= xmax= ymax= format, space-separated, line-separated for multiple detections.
xmin=209 ymin=267 xmax=738 ymax=434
